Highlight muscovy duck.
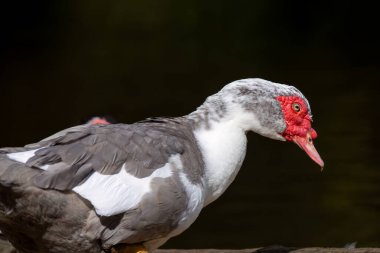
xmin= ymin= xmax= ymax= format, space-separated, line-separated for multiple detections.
xmin=0 ymin=78 xmax=323 ymax=253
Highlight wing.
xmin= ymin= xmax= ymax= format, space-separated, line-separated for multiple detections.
xmin=7 ymin=119 xmax=198 ymax=188
xmin=4 ymin=118 xmax=205 ymax=216
xmin=2 ymin=118 xmax=205 ymax=246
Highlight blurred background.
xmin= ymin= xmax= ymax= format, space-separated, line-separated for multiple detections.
xmin=0 ymin=0 xmax=379 ymax=249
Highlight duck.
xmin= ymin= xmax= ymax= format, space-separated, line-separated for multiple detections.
xmin=0 ymin=78 xmax=323 ymax=253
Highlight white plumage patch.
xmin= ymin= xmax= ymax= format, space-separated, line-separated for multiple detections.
xmin=73 ymin=155 xmax=177 ymax=216
xmin=194 ymin=116 xmax=249 ymax=206
xmin=7 ymin=149 xmax=41 ymax=164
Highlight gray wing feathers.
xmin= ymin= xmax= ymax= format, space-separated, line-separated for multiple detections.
xmin=32 ymin=163 xmax=94 ymax=191
xmin=11 ymin=119 xmax=198 ymax=191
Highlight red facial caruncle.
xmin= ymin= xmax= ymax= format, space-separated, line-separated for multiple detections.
xmin=276 ymin=96 xmax=324 ymax=169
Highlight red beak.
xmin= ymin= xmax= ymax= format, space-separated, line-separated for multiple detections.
xmin=291 ymin=130 xmax=324 ymax=169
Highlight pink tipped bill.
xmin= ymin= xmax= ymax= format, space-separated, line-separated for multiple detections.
xmin=291 ymin=130 xmax=324 ymax=169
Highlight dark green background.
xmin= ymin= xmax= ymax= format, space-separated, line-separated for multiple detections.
xmin=1 ymin=0 xmax=379 ymax=248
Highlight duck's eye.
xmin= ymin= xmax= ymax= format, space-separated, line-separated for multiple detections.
xmin=292 ymin=103 xmax=301 ymax=112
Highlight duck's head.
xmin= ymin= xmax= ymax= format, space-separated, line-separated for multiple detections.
xmin=209 ymin=78 xmax=324 ymax=168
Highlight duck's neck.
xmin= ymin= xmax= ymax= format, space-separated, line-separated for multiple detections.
xmin=193 ymin=120 xmax=247 ymax=206
xmin=186 ymin=96 xmax=253 ymax=206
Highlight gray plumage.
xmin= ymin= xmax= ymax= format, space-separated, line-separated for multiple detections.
xmin=0 ymin=118 xmax=204 ymax=252
xmin=8 ymin=118 xmax=203 ymax=190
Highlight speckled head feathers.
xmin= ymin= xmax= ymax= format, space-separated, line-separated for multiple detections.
xmin=190 ymin=78 xmax=312 ymax=140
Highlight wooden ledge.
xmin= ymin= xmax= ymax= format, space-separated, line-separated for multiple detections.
xmin=158 ymin=248 xmax=380 ymax=253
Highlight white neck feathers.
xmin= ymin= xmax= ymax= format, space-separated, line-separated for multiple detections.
xmin=193 ymin=117 xmax=249 ymax=206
